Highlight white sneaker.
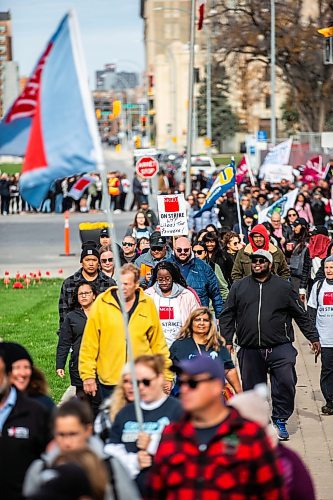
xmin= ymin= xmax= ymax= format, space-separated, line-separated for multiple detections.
xmin=114 ymin=209 xmax=121 ymax=214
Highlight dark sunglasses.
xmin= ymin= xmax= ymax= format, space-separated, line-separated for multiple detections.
xmin=178 ymin=377 xmax=214 ymax=389
xmin=136 ymin=376 xmax=157 ymax=387
xmin=193 ymin=249 xmax=205 ymax=255
xmin=176 ymin=248 xmax=191 ymax=254
xmin=288 ymin=213 xmax=297 ymax=217
xmin=122 ymin=242 xmax=135 ymax=247
xmin=101 ymin=258 xmax=113 ymax=263
xmin=151 ymin=246 xmax=164 ymax=252
xmin=251 ymin=257 xmax=268 ymax=264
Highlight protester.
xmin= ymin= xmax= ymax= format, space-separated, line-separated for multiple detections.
xmin=126 ymin=210 xmax=152 ymax=240
xmin=58 ymin=241 xmax=115 ymax=329
xmin=120 ymin=235 xmax=138 ymax=265
xmin=221 ymin=231 xmax=242 ymax=288
xmin=299 ymin=227 xmax=331 ymax=300
xmin=137 ymin=236 xmax=150 ymax=254
xmin=221 ymin=249 xmax=320 ymax=440
xmin=188 ymin=192 xmax=218 ymax=238
xmin=99 ymin=245 xmax=115 ymax=279
xmin=295 ymin=192 xmax=314 ymax=224
xmin=231 ymin=224 xmax=290 ymax=281
xmin=99 ymin=227 xmax=111 ymax=247
xmin=311 ymin=190 xmax=327 ymax=226
xmin=233 ymin=209 xmax=256 ymax=243
xmin=130 ymin=174 xmax=145 ymax=211
xmin=170 ymin=307 xmax=242 ymax=394
xmin=0 ymin=342 xmax=51 ymax=500
xmin=79 ymin=264 xmax=173 ymax=399
xmin=24 ymin=399 xmax=140 ymax=500
xmin=56 ymin=281 xmax=100 ymax=415
xmin=286 ymin=218 xmax=310 ymax=292
xmin=145 ymin=261 xmax=200 ymax=347
xmin=270 ymin=212 xmax=287 ymax=249
xmin=192 ymin=240 xmax=229 ymax=301
xmin=169 ymin=236 xmax=223 ymax=320
xmin=308 ymin=256 xmax=333 ymax=415
xmin=145 ymin=356 xmax=286 ymax=499
xmin=314 ymin=240 xmax=333 ymax=282
xmin=139 ymin=200 xmax=159 ymax=230
xmin=8 ymin=345 xmax=54 ymax=413
xmin=135 ymin=231 xmax=172 ymax=286
xmin=217 ymin=191 xmax=238 ymax=230
xmin=105 ymin=355 xmax=183 ymax=494
xmin=94 ymin=363 xmax=134 ymax=442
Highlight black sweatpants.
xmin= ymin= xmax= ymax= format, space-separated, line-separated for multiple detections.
xmin=320 ymin=347 xmax=333 ymax=405
xmin=237 ymin=343 xmax=298 ymax=420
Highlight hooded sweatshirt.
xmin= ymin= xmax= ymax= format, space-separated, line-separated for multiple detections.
xmin=145 ymin=283 xmax=200 ymax=347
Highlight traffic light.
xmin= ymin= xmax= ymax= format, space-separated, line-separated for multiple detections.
xmin=95 ymin=108 xmax=101 ymax=120
xmin=113 ymin=100 xmax=122 ymax=118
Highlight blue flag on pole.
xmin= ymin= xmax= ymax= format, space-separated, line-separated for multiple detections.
xmin=193 ymin=160 xmax=236 ymax=218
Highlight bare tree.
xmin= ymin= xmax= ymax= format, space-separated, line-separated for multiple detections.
xmin=211 ymin=0 xmax=333 ymax=132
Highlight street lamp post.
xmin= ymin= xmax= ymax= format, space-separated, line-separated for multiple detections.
xmin=185 ymin=0 xmax=196 ymax=197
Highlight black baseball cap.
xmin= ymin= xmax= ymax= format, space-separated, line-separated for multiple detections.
xmin=150 ymin=231 xmax=166 ymax=247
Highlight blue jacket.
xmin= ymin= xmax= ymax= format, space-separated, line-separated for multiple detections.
xmin=168 ymin=254 xmax=223 ymax=317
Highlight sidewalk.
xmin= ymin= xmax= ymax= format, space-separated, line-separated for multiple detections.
xmin=287 ymin=328 xmax=333 ymax=500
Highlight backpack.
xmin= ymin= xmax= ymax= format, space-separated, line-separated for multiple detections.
xmin=290 ymin=246 xmax=307 ymax=278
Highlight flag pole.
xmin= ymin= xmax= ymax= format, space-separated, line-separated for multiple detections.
xmin=232 ymin=156 xmax=244 ymax=241
xmin=69 ymin=9 xmax=143 ymax=428
xmin=185 ymin=0 xmax=196 ymax=197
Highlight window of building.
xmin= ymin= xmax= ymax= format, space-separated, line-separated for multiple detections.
xmin=265 ymin=94 xmax=271 ymax=109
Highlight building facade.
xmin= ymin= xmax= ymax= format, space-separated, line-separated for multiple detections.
xmin=0 ymin=11 xmax=19 ymax=118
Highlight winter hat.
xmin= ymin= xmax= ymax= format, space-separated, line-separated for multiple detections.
xmin=0 ymin=342 xmax=33 ymax=373
xmin=33 ymin=463 xmax=92 ymax=500
xmin=325 ymin=255 xmax=333 ymax=264
xmin=80 ymin=242 xmax=99 ymax=262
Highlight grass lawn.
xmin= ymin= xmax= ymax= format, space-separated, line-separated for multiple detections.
xmin=0 ymin=279 xmax=70 ymax=402
xmin=0 ymin=162 xmax=22 ymax=175
xmin=213 ymin=154 xmax=242 ymax=166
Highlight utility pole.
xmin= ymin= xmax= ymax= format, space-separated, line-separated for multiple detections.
xmin=270 ymin=0 xmax=276 ymax=146
xmin=206 ymin=26 xmax=212 ymax=150
xmin=185 ymin=0 xmax=196 ymax=196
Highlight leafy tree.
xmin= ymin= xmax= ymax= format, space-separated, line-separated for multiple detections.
xmin=211 ymin=0 xmax=333 ymax=132
xmin=197 ymin=65 xmax=239 ymax=151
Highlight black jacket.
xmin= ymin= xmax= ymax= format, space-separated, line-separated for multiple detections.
xmin=56 ymin=308 xmax=87 ymax=386
xmin=220 ymin=274 xmax=319 ymax=348
xmin=218 ymin=200 xmax=238 ymax=230
xmin=0 ymin=389 xmax=51 ymax=500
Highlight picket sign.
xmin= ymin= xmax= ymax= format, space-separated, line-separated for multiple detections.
xmin=157 ymin=194 xmax=189 ymax=236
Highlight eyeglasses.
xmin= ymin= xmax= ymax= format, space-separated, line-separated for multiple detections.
xmin=251 ymin=258 xmax=268 ymax=264
xmin=122 ymin=242 xmax=135 ymax=247
xmin=231 ymin=241 xmax=240 ymax=246
xmin=78 ymin=291 xmax=93 ymax=297
xmin=193 ymin=249 xmax=205 ymax=255
xmin=101 ymin=258 xmax=113 ymax=263
xmin=178 ymin=377 xmax=215 ymax=389
xmin=157 ymin=277 xmax=172 ymax=283
xmin=136 ymin=376 xmax=157 ymax=387
xmin=151 ymin=246 xmax=164 ymax=252
xmin=176 ymin=248 xmax=191 ymax=254
xmin=288 ymin=213 xmax=297 ymax=217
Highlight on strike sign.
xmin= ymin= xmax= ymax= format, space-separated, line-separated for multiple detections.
xmin=135 ymin=156 xmax=159 ymax=178
xmin=157 ymin=194 xmax=188 ymax=236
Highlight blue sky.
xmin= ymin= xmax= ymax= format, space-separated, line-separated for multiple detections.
xmin=1 ymin=0 xmax=144 ymax=87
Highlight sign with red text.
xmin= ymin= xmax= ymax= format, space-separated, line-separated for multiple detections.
xmin=135 ymin=156 xmax=159 ymax=178
xmin=157 ymin=194 xmax=188 ymax=236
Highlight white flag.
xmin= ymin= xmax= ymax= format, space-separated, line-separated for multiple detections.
xmin=259 ymin=138 xmax=293 ymax=179
xmin=258 ymin=188 xmax=299 ymax=223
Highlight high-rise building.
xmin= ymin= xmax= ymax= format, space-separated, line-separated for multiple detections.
xmin=96 ymin=64 xmax=139 ymax=91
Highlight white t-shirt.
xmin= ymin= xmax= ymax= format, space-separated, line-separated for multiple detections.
xmin=308 ymin=280 xmax=333 ymax=347
xmin=152 ymin=295 xmax=182 ymax=347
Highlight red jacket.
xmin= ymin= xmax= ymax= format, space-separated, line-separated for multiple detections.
xmin=145 ymin=408 xmax=286 ymax=500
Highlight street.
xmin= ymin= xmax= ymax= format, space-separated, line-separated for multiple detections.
xmin=0 ymin=149 xmax=135 ymax=276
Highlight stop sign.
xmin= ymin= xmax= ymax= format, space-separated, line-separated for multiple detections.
xmin=135 ymin=156 xmax=159 ymax=178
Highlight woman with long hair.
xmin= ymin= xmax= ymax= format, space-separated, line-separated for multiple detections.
xmin=221 ymin=231 xmax=242 ymax=288
xmin=56 ymin=281 xmax=100 ymax=415
xmin=105 ymin=355 xmax=183 ymax=495
xmin=145 ymin=261 xmax=200 ymax=347
xmin=170 ymin=307 xmax=242 ymax=395
xmin=295 ymin=193 xmax=314 ymax=224
xmin=192 ymin=241 xmax=229 ymax=301
xmin=94 ymin=363 xmax=134 ymax=442
xmin=125 ymin=210 xmax=152 ymax=240
xmin=286 ymin=218 xmax=310 ymax=292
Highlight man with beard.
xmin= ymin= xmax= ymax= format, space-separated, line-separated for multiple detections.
xmin=220 ymin=249 xmax=320 ymax=441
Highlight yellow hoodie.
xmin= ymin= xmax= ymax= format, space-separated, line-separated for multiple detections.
xmin=79 ymin=287 xmax=173 ymax=385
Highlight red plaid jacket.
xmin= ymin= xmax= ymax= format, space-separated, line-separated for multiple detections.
xmin=145 ymin=408 xmax=287 ymax=500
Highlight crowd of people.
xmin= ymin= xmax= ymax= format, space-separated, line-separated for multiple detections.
xmin=2 ymin=165 xmax=333 ymax=499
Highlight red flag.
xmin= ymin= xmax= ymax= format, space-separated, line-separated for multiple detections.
xmin=198 ymin=1 xmax=206 ymax=30
xmin=306 ymin=155 xmax=323 ymax=174
xmin=236 ymin=155 xmax=249 ymax=184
